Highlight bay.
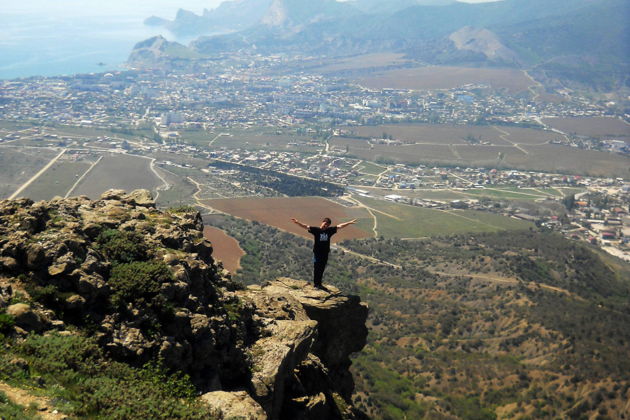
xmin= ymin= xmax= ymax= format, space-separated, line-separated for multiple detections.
xmin=0 ymin=1 xmax=221 ymax=80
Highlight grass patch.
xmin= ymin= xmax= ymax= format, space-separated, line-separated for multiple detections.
xmin=357 ymin=161 xmax=387 ymax=176
xmin=356 ymin=196 xmax=532 ymax=238
xmin=0 ymin=333 xmax=216 ymax=419
xmin=0 ymin=391 xmax=40 ymax=420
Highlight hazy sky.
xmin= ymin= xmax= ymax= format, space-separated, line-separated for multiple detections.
xmin=2 ymin=1 xmax=225 ymax=17
xmin=4 ymin=0 xmax=502 ymax=17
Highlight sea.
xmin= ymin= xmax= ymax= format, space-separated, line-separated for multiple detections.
xmin=0 ymin=1 xmax=221 ymax=80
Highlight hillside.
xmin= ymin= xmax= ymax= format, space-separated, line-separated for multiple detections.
xmin=0 ymin=191 xmax=368 ymax=419
xmin=139 ymin=0 xmax=629 ymax=90
xmin=206 ymin=215 xmax=630 ymax=419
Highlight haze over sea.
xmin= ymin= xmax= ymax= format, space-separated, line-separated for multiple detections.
xmin=0 ymin=0 xmax=223 ymax=80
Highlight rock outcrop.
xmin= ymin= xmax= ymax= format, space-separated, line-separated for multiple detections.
xmin=0 ymin=190 xmax=368 ymax=419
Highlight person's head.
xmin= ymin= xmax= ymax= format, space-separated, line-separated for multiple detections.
xmin=320 ymin=217 xmax=332 ymax=229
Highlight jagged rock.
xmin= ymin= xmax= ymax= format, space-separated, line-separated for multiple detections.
xmin=257 ymin=278 xmax=368 ymax=366
xmin=201 ymin=390 xmax=266 ymax=420
xmin=159 ymin=337 xmax=193 ymax=371
xmin=0 ymin=194 xmax=368 ymax=419
xmin=249 ymin=319 xmax=318 ymax=418
xmin=0 ymin=256 xmax=18 ymax=273
xmin=100 ymin=189 xmax=126 ymax=201
xmin=239 ymin=278 xmax=368 ymax=419
xmin=65 ymin=294 xmax=86 ymax=311
xmin=76 ymin=273 xmax=109 ymax=299
xmin=109 ymin=326 xmax=154 ymax=359
xmin=125 ymin=189 xmax=155 ymax=208
xmin=193 ymin=238 xmax=213 ymax=264
xmin=7 ymin=303 xmax=45 ymax=332
xmin=25 ymin=243 xmax=46 ymax=270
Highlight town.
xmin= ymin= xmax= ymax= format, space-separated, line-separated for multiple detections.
xmin=1 ymin=53 xmax=628 ymax=261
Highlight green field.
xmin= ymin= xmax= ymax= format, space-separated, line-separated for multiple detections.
xmin=461 ymin=186 xmax=555 ymax=201
xmin=356 ymin=161 xmax=387 ymax=176
xmin=355 ymin=196 xmax=533 ymax=238
xmin=211 ymin=132 xmax=322 ymax=153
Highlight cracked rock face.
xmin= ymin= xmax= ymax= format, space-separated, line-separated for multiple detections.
xmin=0 ymin=191 xmax=368 ymax=419
xmin=237 ymin=278 xmax=368 ymax=420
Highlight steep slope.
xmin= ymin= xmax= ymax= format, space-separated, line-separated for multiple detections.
xmin=206 ymin=215 xmax=630 ymax=420
xmin=127 ymin=35 xmax=201 ymax=68
xmin=145 ymin=0 xmax=273 ymax=36
xmin=0 ymin=191 xmax=368 ymax=419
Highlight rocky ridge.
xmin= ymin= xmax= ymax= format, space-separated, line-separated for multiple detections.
xmin=0 ymin=190 xmax=368 ymax=419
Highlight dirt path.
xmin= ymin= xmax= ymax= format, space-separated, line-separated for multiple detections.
xmin=9 ymin=148 xmax=66 ymax=199
xmin=0 ymin=382 xmax=66 ymax=419
xmin=492 ymin=126 xmax=531 ymax=155
xmin=428 ymin=270 xmax=585 ymax=300
xmin=64 ymin=155 xmax=103 ymax=198
xmin=449 ymin=144 xmax=462 ymax=159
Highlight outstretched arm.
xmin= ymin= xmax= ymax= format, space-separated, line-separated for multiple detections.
xmin=291 ymin=218 xmax=309 ymax=230
xmin=337 ymin=219 xmax=357 ymax=230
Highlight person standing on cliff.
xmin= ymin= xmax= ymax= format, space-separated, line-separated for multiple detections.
xmin=291 ymin=217 xmax=357 ymax=289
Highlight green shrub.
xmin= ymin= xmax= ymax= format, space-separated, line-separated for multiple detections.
xmin=167 ymin=205 xmax=198 ymax=214
xmin=23 ymin=284 xmax=60 ymax=308
xmin=11 ymin=334 xmax=217 ymax=419
xmin=96 ymin=229 xmax=148 ymax=264
xmin=0 ymin=313 xmax=15 ymax=334
xmin=108 ymin=261 xmax=173 ymax=309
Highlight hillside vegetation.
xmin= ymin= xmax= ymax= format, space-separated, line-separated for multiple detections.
xmin=0 ymin=191 xmax=368 ymax=419
xmin=211 ymin=215 xmax=630 ymax=419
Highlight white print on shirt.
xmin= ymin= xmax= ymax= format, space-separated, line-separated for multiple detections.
xmin=319 ymin=233 xmax=329 ymax=241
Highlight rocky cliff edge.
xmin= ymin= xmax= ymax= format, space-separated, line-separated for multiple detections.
xmin=0 ymin=189 xmax=368 ymax=419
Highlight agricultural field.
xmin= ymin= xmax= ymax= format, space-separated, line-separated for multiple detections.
xmin=308 ymin=53 xmax=409 ymax=74
xmin=203 ymin=196 xmax=372 ymax=241
xmin=456 ymin=144 xmax=526 ymax=164
xmin=70 ymin=153 xmax=162 ymax=199
xmin=358 ymin=185 xmax=577 ymax=203
xmin=516 ymin=145 xmax=630 ymax=178
xmin=345 ymin=124 xmax=558 ymax=146
xmin=202 ymin=224 xmax=244 ymax=273
xmin=208 ymin=130 xmax=323 ymax=153
xmin=20 ymin=158 xmax=93 ymax=201
xmin=0 ymin=146 xmax=59 ymax=199
xmin=333 ymin=137 xmax=458 ymax=163
xmin=354 ymin=196 xmax=533 ymax=238
xmin=542 ymin=116 xmax=630 ymax=138
xmin=332 ymin=133 xmax=630 ymax=178
xmin=461 ymin=186 xmax=563 ymax=201
xmin=358 ymin=66 xmax=534 ymax=93
xmin=356 ymin=161 xmax=387 ymax=176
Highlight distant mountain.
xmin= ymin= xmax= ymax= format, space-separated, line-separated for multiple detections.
xmin=448 ymin=26 xmax=519 ymax=65
xmin=260 ymin=0 xmax=360 ymax=28
xmin=145 ymin=0 xmax=273 ymax=36
xmin=136 ymin=0 xmax=629 ymax=90
xmin=494 ymin=0 xmax=630 ymax=90
xmin=128 ymin=36 xmax=200 ymax=68
xmin=347 ymin=0 xmax=455 ymax=14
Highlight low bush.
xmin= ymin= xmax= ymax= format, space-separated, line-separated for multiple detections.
xmin=5 ymin=333 xmax=216 ymax=419
xmin=96 ymin=229 xmax=148 ymax=264
xmin=108 ymin=260 xmax=173 ymax=310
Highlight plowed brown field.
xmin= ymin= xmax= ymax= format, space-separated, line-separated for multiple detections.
xmin=203 ymin=226 xmax=245 ymax=273
xmin=203 ymin=196 xmax=371 ymax=242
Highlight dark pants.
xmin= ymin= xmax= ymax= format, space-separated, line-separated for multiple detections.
xmin=313 ymin=252 xmax=329 ymax=286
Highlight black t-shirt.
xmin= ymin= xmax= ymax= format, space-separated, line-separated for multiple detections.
xmin=308 ymin=226 xmax=337 ymax=255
